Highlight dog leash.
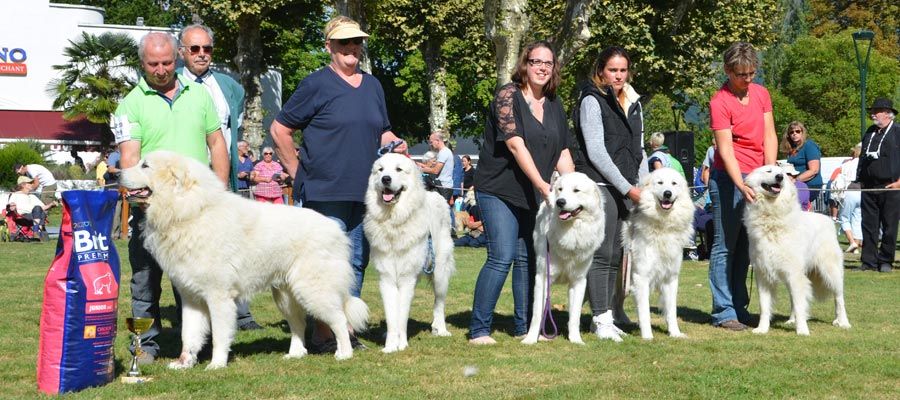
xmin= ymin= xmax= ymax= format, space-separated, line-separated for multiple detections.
xmin=540 ymin=239 xmax=559 ymax=339
xmin=421 ymin=235 xmax=435 ymax=274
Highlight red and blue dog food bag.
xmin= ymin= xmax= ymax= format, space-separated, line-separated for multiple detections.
xmin=37 ymin=190 xmax=121 ymax=394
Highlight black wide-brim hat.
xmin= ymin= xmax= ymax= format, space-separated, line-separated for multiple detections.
xmin=868 ymin=98 xmax=898 ymax=114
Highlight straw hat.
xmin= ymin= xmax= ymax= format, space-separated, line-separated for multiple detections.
xmin=326 ymin=19 xmax=369 ymax=40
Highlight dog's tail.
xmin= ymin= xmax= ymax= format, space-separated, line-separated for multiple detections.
xmin=344 ymin=296 xmax=369 ymax=332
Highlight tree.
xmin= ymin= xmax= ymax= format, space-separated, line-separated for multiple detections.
xmin=775 ymin=32 xmax=900 ymax=156
xmin=52 ymin=0 xmax=178 ymax=27
xmin=485 ymin=0 xmax=530 ymax=87
xmin=47 ymin=32 xmax=140 ymax=145
xmin=807 ymin=0 xmax=900 ymax=59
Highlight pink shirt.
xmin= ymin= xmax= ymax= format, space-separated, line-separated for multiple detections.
xmin=710 ymin=82 xmax=772 ymax=173
xmin=252 ymin=161 xmax=285 ymax=199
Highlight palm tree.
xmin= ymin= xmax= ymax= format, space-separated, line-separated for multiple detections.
xmin=47 ymin=32 xmax=140 ymax=145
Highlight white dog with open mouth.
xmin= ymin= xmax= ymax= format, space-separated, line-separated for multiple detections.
xmin=743 ymin=165 xmax=851 ymax=335
xmin=623 ymin=167 xmax=695 ymax=340
xmin=120 ymin=151 xmax=368 ymax=369
xmin=522 ymin=172 xmax=604 ymax=345
xmin=364 ymin=153 xmax=455 ymax=353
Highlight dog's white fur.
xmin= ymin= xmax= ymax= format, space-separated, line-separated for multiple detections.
xmin=120 ymin=151 xmax=368 ymax=369
xmin=364 ymin=153 xmax=455 ymax=353
xmin=523 ymin=172 xmax=605 ymax=345
xmin=743 ymin=165 xmax=850 ymax=335
xmin=623 ymin=167 xmax=695 ymax=340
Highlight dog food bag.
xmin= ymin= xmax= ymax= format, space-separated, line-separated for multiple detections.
xmin=37 ymin=190 xmax=121 ymax=394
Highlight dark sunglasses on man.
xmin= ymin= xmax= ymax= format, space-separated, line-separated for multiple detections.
xmin=183 ymin=45 xmax=214 ymax=55
xmin=335 ymin=37 xmax=364 ymax=46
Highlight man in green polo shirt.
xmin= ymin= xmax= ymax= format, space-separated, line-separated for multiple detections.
xmin=111 ymin=32 xmax=228 ymax=365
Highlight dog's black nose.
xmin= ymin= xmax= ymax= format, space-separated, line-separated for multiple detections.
xmin=381 ymin=175 xmax=392 ymax=185
xmin=775 ymin=174 xmax=783 ymax=182
xmin=663 ymin=190 xmax=672 ymax=199
xmin=556 ymin=198 xmax=566 ymax=208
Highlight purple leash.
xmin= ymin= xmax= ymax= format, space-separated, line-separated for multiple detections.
xmin=541 ymin=239 xmax=558 ymax=339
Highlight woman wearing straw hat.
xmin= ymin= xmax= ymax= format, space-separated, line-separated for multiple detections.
xmin=269 ymin=15 xmax=408 ymax=351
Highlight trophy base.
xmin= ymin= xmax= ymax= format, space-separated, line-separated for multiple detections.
xmin=121 ymin=376 xmax=154 ymax=384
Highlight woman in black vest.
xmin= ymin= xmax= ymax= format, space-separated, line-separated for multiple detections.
xmin=468 ymin=41 xmax=575 ymax=345
xmin=571 ymin=46 xmax=644 ymax=341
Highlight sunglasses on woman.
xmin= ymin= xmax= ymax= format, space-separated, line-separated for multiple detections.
xmin=335 ymin=37 xmax=364 ymax=46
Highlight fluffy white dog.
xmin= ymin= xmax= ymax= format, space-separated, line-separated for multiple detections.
xmin=743 ymin=165 xmax=851 ymax=335
xmin=623 ymin=167 xmax=695 ymax=340
xmin=120 ymin=151 xmax=368 ymax=369
xmin=364 ymin=153 xmax=455 ymax=353
xmin=522 ymin=172 xmax=604 ymax=345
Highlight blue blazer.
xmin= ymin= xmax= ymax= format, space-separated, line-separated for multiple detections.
xmin=177 ymin=68 xmax=245 ymax=192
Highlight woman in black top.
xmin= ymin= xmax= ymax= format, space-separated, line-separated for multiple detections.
xmin=461 ymin=155 xmax=475 ymax=190
xmin=468 ymin=41 xmax=575 ymax=345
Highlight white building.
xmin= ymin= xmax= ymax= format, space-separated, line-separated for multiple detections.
xmin=0 ymin=0 xmax=281 ymax=165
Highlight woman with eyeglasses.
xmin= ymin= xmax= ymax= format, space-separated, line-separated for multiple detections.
xmin=779 ymin=121 xmax=823 ymax=206
xmin=468 ymin=41 xmax=575 ymax=345
xmin=250 ymin=147 xmax=287 ymax=204
xmin=707 ymin=42 xmax=778 ymax=331
xmin=269 ymin=15 xmax=407 ymax=353
xmin=569 ymin=46 xmax=645 ymax=341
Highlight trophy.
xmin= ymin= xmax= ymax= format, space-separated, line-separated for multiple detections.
xmin=121 ymin=317 xmax=155 ymax=383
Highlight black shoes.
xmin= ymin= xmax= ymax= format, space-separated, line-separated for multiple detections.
xmin=879 ymin=263 xmax=893 ymax=273
xmin=716 ymin=319 xmax=748 ymax=331
xmin=238 ymin=321 xmax=263 ymax=331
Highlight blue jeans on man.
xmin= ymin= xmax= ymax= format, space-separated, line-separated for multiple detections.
xmin=468 ymin=191 xmax=535 ymax=339
xmin=708 ymin=170 xmax=752 ymax=326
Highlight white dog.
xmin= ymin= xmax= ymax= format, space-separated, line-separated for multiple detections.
xmin=364 ymin=153 xmax=455 ymax=353
xmin=743 ymin=165 xmax=851 ymax=335
xmin=623 ymin=167 xmax=695 ymax=340
xmin=120 ymin=151 xmax=368 ymax=369
xmin=523 ymin=172 xmax=604 ymax=345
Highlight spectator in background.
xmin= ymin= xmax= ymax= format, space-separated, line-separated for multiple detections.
xmin=454 ymin=201 xmax=486 ymax=248
xmin=95 ymin=150 xmax=109 ymax=187
xmin=647 ymin=131 xmax=685 ymax=177
xmin=70 ymin=150 xmax=85 ymax=171
xmin=104 ymin=148 xmax=121 ymax=186
xmin=857 ymin=98 xmax=900 ymax=273
xmin=14 ymin=163 xmax=58 ymax=204
xmin=835 ymin=144 xmax=863 ymax=253
xmin=461 ymin=155 xmax=476 ymax=190
xmin=780 ymin=121 xmax=823 ymax=208
xmin=236 ymin=140 xmax=254 ymax=198
xmin=4 ymin=182 xmax=58 ymax=241
xmin=251 ymin=147 xmax=287 ymax=204
xmin=701 ymin=137 xmax=717 ymax=186
xmin=417 ymin=130 xmax=455 ymax=201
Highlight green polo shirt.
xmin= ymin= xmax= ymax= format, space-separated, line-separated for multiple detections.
xmin=111 ymin=74 xmax=220 ymax=163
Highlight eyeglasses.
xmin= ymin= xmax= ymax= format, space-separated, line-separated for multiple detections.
xmin=335 ymin=37 xmax=364 ymax=46
xmin=263 ymin=152 xmax=273 ymax=155
xmin=732 ymin=70 xmax=756 ymax=79
xmin=527 ymin=59 xmax=554 ymax=68
xmin=183 ymin=45 xmax=214 ymax=55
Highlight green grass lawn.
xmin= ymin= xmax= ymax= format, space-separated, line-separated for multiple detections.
xmin=1 ymin=240 xmax=898 ymax=399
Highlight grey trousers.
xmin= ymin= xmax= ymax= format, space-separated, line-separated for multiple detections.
xmin=585 ymin=186 xmax=632 ymax=315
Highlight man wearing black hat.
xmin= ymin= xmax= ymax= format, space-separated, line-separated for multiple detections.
xmin=857 ymin=98 xmax=900 ymax=273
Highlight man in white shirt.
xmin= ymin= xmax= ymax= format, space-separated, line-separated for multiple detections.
xmin=14 ymin=163 xmax=57 ymax=203
xmin=176 ymin=24 xmax=261 ymax=330
xmin=417 ymin=130 xmax=455 ymax=201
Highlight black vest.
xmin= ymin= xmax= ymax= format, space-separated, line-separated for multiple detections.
xmin=571 ymin=84 xmax=643 ymax=195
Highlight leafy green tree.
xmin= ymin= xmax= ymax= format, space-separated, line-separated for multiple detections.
xmin=52 ymin=0 xmax=179 ymax=27
xmin=47 ymin=32 xmax=140 ymax=145
xmin=808 ymin=0 xmax=899 ymax=59
xmin=776 ymin=32 xmax=900 ymax=156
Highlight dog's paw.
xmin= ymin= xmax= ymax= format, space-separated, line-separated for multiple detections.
xmin=520 ymin=336 xmax=538 ymax=345
xmin=669 ymin=332 xmax=687 ymax=339
xmin=167 ymin=353 xmax=196 ymax=370
xmin=796 ymin=328 xmax=810 ymax=336
xmin=785 ymin=317 xmax=796 ymax=325
xmin=205 ymin=361 xmax=227 ymax=370
xmin=382 ymin=345 xmax=401 ymax=353
xmin=334 ymin=349 xmax=353 ymax=360
xmin=751 ymin=327 xmax=769 ymax=334
xmin=283 ymin=350 xmax=307 ymax=359
xmin=568 ymin=335 xmax=585 ymax=345
xmin=833 ymin=319 xmax=851 ymax=329
xmin=641 ymin=334 xmax=653 ymax=341
xmin=431 ymin=327 xmax=452 ymax=337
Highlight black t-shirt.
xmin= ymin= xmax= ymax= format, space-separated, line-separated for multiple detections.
xmin=474 ymin=83 xmax=570 ymax=210
xmin=462 ymin=167 xmax=475 ymax=189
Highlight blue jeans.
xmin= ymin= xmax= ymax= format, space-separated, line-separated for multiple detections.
xmin=302 ymin=201 xmax=369 ymax=297
xmin=708 ymin=170 xmax=751 ymax=325
xmin=469 ymin=192 xmax=536 ymax=338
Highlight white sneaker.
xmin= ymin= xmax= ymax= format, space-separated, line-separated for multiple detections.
xmin=593 ymin=311 xmax=624 ymax=342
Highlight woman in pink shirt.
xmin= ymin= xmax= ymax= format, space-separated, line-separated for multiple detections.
xmin=707 ymin=42 xmax=778 ymax=331
xmin=251 ymin=147 xmax=288 ymax=204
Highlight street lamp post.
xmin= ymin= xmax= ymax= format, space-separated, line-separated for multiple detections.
xmin=852 ymin=30 xmax=875 ymax=140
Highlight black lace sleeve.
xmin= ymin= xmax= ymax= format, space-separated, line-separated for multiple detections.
xmin=493 ymin=83 xmax=521 ymax=141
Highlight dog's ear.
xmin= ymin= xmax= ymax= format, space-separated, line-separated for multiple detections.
xmin=163 ymin=159 xmax=198 ymax=191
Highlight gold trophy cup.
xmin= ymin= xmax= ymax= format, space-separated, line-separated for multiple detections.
xmin=121 ymin=317 xmax=154 ymax=383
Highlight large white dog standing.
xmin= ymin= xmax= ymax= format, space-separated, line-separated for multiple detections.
xmin=623 ymin=167 xmax=695 ymax=340
xmin=364 ymin=153 xmax=455 ymax=353
xmin=743 ymin=165 xmax=851 ymax=335
xmin=523 ymin=172 xmax=604 ymax=345
xmin=120 ymin=151 xmax=368 ymax=369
